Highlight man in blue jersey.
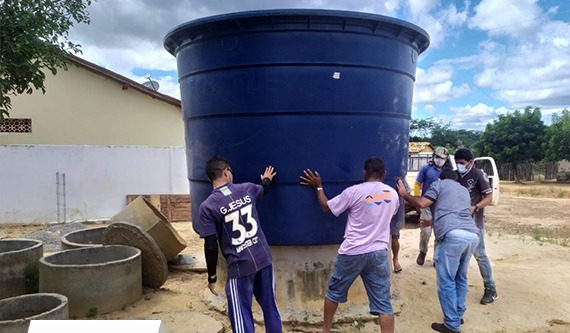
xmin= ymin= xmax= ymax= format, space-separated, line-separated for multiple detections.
xmin=199 ymin=156 xmax=282 ymax=333
xmin=301 ymin=157 xmax=399 ymax=333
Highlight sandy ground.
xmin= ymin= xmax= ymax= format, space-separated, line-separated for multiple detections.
xmin=2 ymin=182 xmax=570 ymax=333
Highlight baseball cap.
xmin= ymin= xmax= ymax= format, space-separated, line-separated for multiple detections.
xmin=434 ymin=147 xmax=449 ymax=158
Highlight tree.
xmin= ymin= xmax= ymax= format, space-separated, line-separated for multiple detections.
xmin=431 ymin=125 xmax=482 ymax=153
xmin=0 ymin=0 xmax=91 ymax=119
xmin=409 ymin=118 xmax=439 ymax=141
xmin=544 ymin=109 xmax=570 ymax=161
xmin=479 ymin=106 xmax=546 ymax=180
xmin=409 ymin=118 xmax=482 ymax=153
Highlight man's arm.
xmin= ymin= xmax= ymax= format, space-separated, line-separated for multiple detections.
xmin=397 ymin=179 xmax=434 ymax=209
xmin=260 ymin=166 xmax=276 ymax=194
xmin=471 ymin=169 xmax=493 ymax=214
xmin=203 ymin=235 xmax=218 ymax=295
xmin=413 ymin=166 xmax=426 ymax=196
xmin=314 ymin=187 xmax=330 ymax=213
xmin=472 ymin=192 xmax=493 ymax=214
xmin=199 ymin=204 xmax=220 ymax=296
xmin=300 ymin=169 xmax=330 ymax=213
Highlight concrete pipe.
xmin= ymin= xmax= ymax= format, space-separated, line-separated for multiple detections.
xmin=0 ymin=293 xmax=68 ymax=333
xmin=39 ymin=245 xmax=142 ymax=318
xmin=61 ymin=226 xmax=107 ymax=250
xmin=0 ymin=239 xmax=43 ymax=299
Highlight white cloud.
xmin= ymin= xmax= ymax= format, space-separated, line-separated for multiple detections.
xmin=79 ymin=43 xmax=177 ymax=73
xmin=404 ymin=0 xmax=470 ymax=48
xmin=472 ymin=19 xmax=570 ymax=108
xmin=414 ymin=77 xmax=470 ymax=104
xmin=414 ymin=61 xmax=471 ymax=104
xmin=451 ymin=102 xmax=496 ymax=117
xmin=449 ymin=105 xmax=566 ymax=129
xmin=384 ymin=0 xmax=401 ymax=13
xmin=443 ymin=103 xmax=499 ymax=130
xmin=423 ymin=104 xmax=437 ymax=115
xmin=541 ymin=107 xmax=567 ymax=125
xmin=440 ymin=3 xmax=469 ymax=27
xmin=415 ymin=65 xmax=453 ymax=85
xmin=414 ymin=57 xmax=471 ymax=104
xmin=406 ymin=0 xmax=439 ymax=17
xmin=469 ymin=0 xmax=544 ymax=37
xmin=154 ymin=76 xmax=181 ymax=100
xmin=552 ymin=37 xmax=570 ymax=47
xmin=495 ymin=106 xmax=511 ymax=116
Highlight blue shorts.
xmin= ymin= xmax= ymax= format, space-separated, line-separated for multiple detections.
xmin=390 ymin=202 xmax=405 ymax=237
xmin=326 ymin=249 xmax=393 ymax=315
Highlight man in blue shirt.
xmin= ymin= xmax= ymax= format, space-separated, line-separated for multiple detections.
xmin=414 ymin=147 xmax=451 ymax=266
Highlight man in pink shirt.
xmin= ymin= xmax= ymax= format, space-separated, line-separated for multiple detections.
xmin=300 ymin=157 xmax=399 ymax=333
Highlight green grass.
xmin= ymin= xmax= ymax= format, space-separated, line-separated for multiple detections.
xmin=488 ymin=224 xmax=570 ymax=248
xmin=547 ymin=318 xmax=570 ymax=326
xmin=86 ymin=307 xmax=98 ymax=318
xmin=354 ymin=318 xmax=365 ymax=330
xmin=24 ymin=262 xmax=39 ymax=293
xmin=532 ymin=228 xmax=542 ymax=241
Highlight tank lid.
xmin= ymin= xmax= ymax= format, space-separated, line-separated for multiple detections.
xmin=164 ymin=9 xmax=430 ymax=56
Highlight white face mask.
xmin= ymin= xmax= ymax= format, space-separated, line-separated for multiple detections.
xmin=457 ymin=163 xmax=468 ymax=174
xmin=434 ymin=157 xmax=446 ymax=167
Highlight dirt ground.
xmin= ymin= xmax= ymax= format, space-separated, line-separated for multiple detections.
xmin=2 ymin=182 xmax=570 ymax=333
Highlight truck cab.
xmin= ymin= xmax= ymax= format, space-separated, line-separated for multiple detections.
xmin=472 ymin=156 xmax=500 ymax=206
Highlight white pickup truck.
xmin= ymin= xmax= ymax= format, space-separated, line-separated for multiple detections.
xmin=406 ymin=155 xmax=500 ymax=206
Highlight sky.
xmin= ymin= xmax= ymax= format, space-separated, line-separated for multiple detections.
xmin=67 ymin=0 xmax=570 ymax=131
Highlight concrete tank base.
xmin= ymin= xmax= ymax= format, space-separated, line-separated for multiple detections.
xmin=61 ymin=226 xmax=106 ymax=250
xmin=208 ymin=245 xmax=401 ymax=325
xmin=0 ymin=239 xmax=43 ymax=299
xmin=0 ymin=293 xmax=68 ymax=333
xmin=39 ymin=245 xmax=142 ymax=318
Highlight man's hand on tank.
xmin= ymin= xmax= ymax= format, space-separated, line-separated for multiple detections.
xmin=396 ymin=179 xmax=408 ymax=197
xmin=260 ymin=166 xmax=276 ymax=181
xmin=300 ymin=169 xmax=323 ymax=189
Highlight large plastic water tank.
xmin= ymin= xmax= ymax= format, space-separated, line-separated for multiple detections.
xmin=164 ymin=9 xmax=429 ymax=245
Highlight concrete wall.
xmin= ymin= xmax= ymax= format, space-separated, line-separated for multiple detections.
xmin=0 ymin=61 xmax=184 ymax=146
xmin=0 ymin=145 xmax=189 ymax=224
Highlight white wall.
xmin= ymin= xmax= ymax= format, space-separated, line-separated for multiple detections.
xmin=0 ymin=145 xmax=189 ymax=224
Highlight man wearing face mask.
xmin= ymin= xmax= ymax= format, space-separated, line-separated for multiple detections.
xmin=454 ymin=148 xmax=498 ymax=305
xmin=413 ymin=147 xmax=451 ymax=266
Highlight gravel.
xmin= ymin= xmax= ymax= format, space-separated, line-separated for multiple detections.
xmin=23 ymin=222 xmax=93 ymax=253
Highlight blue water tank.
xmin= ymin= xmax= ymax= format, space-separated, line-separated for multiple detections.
xmin=164 ymin=9 xmax=429 ymax=245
